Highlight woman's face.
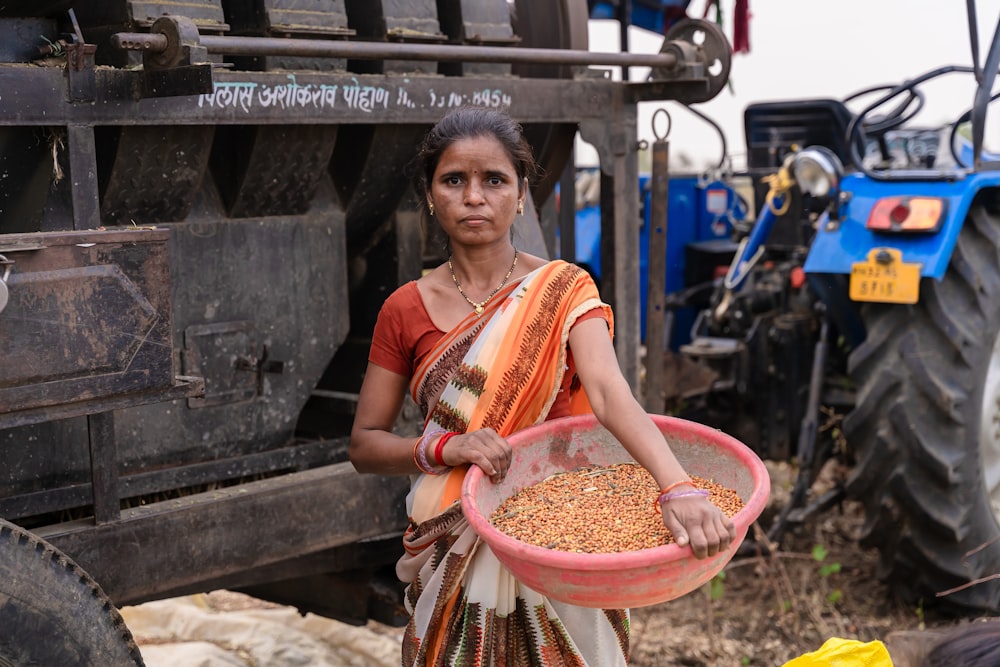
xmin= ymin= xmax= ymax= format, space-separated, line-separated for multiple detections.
xmin=428 ymin=135 xmax=525 ymax=248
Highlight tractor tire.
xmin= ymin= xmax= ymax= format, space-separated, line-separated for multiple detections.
xmin=0 ymin=519 xmax=145 ymax=666
xmin=843 ymin=195 xmax=1000 ymax=613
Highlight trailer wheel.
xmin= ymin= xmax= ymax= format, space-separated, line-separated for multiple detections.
xmin=0 ymin=519 xmax=145 ymax=665
xmin=843 ymin=195 xmax=1000 ymax=613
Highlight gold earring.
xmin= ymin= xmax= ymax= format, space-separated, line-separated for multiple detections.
xmin=517 ymin=202 xmax=524 ymax=216
xmin=428 ymin=202 xmax=435 ymax=216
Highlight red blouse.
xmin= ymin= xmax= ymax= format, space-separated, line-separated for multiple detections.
xmin=369 ymin=280 xmax=608 ymax=420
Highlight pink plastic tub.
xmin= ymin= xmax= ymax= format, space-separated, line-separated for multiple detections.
xmin=461 ymin=413 xmax=770 ymax=609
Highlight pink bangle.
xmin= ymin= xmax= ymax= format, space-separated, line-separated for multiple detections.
xmin=658 ymin=480 xmax=696 ymax=496
xmin=654 ymin=488 xmax=709 ymax=513
xmin=414 ymin=429 xmax=447 ymax=475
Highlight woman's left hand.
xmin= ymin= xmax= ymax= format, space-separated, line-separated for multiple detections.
xmin=439 ymin=427 xmax=512 ymax=484
xmin=659 ymin=496 xmax=737 ymax=559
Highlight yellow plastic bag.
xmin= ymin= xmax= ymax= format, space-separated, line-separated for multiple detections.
xmin=781 ymin=637 xmax=893 ymax=667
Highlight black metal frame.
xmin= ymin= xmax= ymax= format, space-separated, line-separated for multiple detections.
xmin=0 ymin=13 xmax=727 ymax=618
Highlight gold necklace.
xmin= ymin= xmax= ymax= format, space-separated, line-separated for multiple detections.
xmin=449 ymin=249 xmax=518 ymax=316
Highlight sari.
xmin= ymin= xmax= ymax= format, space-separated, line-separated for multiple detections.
xmin=395 ymin=260 xmax=629 ymax=667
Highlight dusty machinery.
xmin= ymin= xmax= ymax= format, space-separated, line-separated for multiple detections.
xmin=0 ymin=0 xmax=730 ymax=660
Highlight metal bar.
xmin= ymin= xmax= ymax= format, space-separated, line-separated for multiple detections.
xmin=39 ymin=462 xmax=410 ymax=606
xmin=580 ymin=93 xmax=642 ymax=392
xmin=558 ymin=157 xmax=576 ymax=263
xmin=87 ymin=411 xmax=121 ymax=524
xmin=767 ymin=320 xmax=830 ymax=543
xmin=0 ymin=377 xmax=204 ymax=430
xmin=157 ymin=536 xmax=404 ymax=607
xmin=619 ymin=0 xmax=633 ymax=81
xmin=0 ymin=68 xmax=619 ymax=126
xmin=112 ymin=32 xmax=678 ymax=69
xmin=66 ymin=125 xmax=100 ymax=230
xmin=0 ymin=438 xmax=346 ymax=521
xmin=644 ymin=137 xmax=669 ymax=413
xmin=611 ymin=130 xmax=642 ymax=393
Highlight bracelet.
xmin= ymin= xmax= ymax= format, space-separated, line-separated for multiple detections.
xmin=414 ymin=429 xmax=447 ymax=475
xmin=419 ymin=429 xmax=446 ymax=474
xmin=433 ymin=432 xmax=459 ymax=467
xmin=658 ymin=480 xmax=696 ymax=496
xmin=653 ymin=488 xmax=709 ymax=513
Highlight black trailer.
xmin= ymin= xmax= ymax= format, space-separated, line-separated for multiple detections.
xmin=0 ymin=1 xmax=730 ymax=660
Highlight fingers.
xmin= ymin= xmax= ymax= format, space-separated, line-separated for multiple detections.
xmin=661 ymin=499 xmax=737 ymax=560
xmin=445 ymin=428 xmax=512 ymax=483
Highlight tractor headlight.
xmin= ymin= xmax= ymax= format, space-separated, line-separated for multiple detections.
xmin=792 ymin=147 xmax=844 ymax=198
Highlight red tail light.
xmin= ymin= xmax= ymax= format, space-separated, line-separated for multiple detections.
xmin=867 ymin=197 xmax=945 ymax=233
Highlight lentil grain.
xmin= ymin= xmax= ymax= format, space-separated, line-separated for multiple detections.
xmin=490 ymin=462 xmax=744 ymax=553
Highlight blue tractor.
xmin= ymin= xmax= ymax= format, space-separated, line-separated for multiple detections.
xmin=572 ymin=170 xmax=745 ymax=348
xmin=667 ymin=0 xmax=1000 ymax=615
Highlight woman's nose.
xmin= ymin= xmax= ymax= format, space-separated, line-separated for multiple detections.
xmin=464 ymin=181 xmax=485 ymax=204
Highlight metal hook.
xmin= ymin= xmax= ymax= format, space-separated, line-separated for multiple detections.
xmin=651 ymin=107 xmax=672 ymax=142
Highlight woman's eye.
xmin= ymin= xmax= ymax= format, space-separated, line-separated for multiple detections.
xmin=487 ymin=176 xmax=503 ymax=186
xmin=446 ymin=176 xmax=462 ymax=186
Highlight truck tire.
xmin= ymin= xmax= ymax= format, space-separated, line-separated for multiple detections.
xmin=843 ymin=195 xmax=1000 ymax=613
xmin=0 ymin=519 xmax=145 ymax=666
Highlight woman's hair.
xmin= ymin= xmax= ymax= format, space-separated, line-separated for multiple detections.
xmin=923 ymin=619 xmax=1000 ymax=667
xmin=415 ymin=106 xmax=539 ymax=198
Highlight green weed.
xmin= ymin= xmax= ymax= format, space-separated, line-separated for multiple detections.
xmin=812 ymin=544 xmax=843 ymax=606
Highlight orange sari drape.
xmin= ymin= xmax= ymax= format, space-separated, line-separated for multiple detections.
xmin=396 ymin=260 xmax=629 ymax=667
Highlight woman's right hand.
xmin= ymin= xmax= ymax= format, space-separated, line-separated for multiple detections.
xmin=440 ymin=428 xmax=512 ymax=484
xmin=658 ymin=495 xmax=737 ymax=560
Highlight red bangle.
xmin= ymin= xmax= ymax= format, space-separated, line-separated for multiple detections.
xmin=434 ymin=432 xmax=458 ymax=467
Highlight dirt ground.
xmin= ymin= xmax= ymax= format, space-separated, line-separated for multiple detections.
xmin=125 ymin=460 xmax=993 ymax=666
xmin=628 ymin=496 xmax=924 ymax=666
xmin=625 ymin=461 xmax=992 ymax=666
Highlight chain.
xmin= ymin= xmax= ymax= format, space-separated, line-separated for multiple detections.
xmin=449 ymin=249 xmax=518 ymax=316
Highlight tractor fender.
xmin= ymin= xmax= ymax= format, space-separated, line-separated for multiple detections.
xmin=804 ymin=171 xmax=1000 ymax=280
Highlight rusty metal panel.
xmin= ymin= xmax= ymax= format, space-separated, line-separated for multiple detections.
xmin=73 ymin=0 xmax=227 ymax=29
xmin=224 ymin=0 xmax=353 ymax=71
xmin=98 ymin=125 xmax=215 ymax=224
xmin=224 ymin=0 xmax=351 ymax=35
xmin=38 ymin=462 xmax=410 ymax=606
xmin=0 ymin=1 xmax=74 ymax=17
xmin=0 ymin=229 xmax=174 ymax=413
xmin=259 ymin=0 xmax=349 ymax=34
xmin=182 ymin=320 xmax=258 ymax=407
xmin=439 ymin=0 xmax=513 ymax=42
xmin=437 ymin=0 xmax=515 ymax=75
xmin=343 ymin=0 xmax=444 ymax=75
xmin=127 ymin=1 xmax=227 ymax=27
xmin=382 ymin=0 xmax=441 ymax=37
xmin=109 ymin=212 xmax=348 ymax=468
xmin=210 ymin=124 xmax=338 ymax=217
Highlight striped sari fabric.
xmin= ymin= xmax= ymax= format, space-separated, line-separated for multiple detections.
xmin=395 ymin=260 xmax=629 ymax=667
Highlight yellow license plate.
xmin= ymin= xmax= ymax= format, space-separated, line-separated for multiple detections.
xmin=849 ymin=248 xmax=921 ymax=304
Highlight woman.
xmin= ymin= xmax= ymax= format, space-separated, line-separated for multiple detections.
xmin=349 ymin=106 xmax=736 ymax=666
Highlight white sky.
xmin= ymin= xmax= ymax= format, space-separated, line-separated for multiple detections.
xmin=582 ymin=0 xmax=1000 ymax=172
